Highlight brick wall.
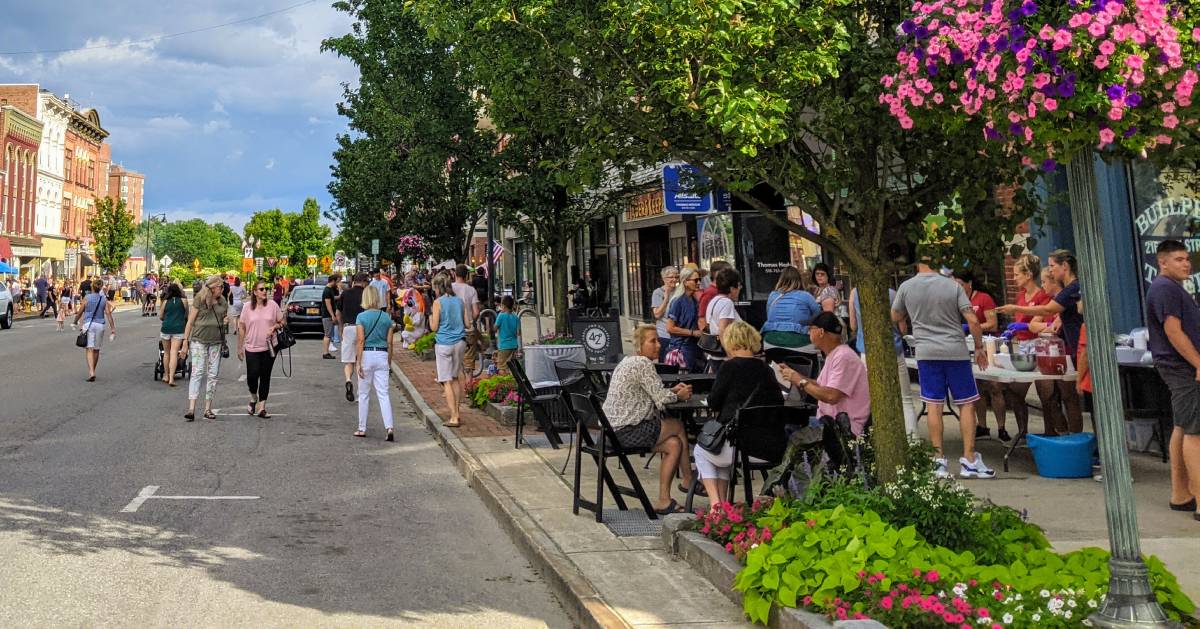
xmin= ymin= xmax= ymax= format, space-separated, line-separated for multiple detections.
xmin=0 ymin=85 xmax=38 ymax=118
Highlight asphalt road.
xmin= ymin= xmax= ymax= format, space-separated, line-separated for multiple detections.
xmin=0 ymin=308 xmax=572 ymax=628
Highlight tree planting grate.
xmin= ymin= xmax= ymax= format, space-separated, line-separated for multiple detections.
xmin=601 ymin=509 xmax=663 ymax=537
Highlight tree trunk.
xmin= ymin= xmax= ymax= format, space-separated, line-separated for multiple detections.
xmin=550 ymin=240 xmax=570 ymax=335
xmin=856 ymin=267 xmax=907 ymax=484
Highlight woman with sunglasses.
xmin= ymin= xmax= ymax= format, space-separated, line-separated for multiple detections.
xmin=239 ymin=281 xmax=285 ymax=418
xmin=182 ymin=275 xmax=229 ymax=421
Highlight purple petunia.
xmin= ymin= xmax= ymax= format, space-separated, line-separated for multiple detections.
xmin=1126 ymin=93 xmax=1142 ymax=107
xmin=901 ymin=19 xmax=916 ymax=35
xmin=1106 ymin=84 xmax=1125 ymax=100
xmin=1042 ymin=159 xmax=1058 ymax=172
xmin=950 ymin=48 xmax=966 ymax=64
xmin=996 ymin=35 xmax=1010 ymax=50
xmin=914 ymin=25 xmax=930 ymax=39
xmin=1020 ymin=0 xmax=1038 ymax=16
xmin=926 ymin=62 xmax=940 ymax=76
xmin=1058 ymin=82 xmax=1076 ymax=98
xmin=1009 ymin=122 xmax=1024 ymax=135
xmin=1124 ymin=126 xmax=1139 ymax=138
xmin=1011 ymin=25 xmax=1026 ymax=40
xmin=985 ymin=127 xmax=1003 ymax=140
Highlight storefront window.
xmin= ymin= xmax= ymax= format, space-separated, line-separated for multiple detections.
xmin=698 ymin=214 xmax=734 ymax=271
xmin=738 ymin=214 xmax=795 ymax=302
xmin=1130 ymin=163 xmax=1200 ymax=296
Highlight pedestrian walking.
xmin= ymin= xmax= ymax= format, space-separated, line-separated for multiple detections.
xmin=493 ymin=295 xmax=520 ymax=374
xmin=352 ymin=286 xmax=395 ymax=439
xmin=339 ymin=274 xmax=368 ymax=401
xmin=321 ymin=274 xmax=341 ymax=359
xmin=452 ymin=265 xmax=482 ymax=373
xmin=1142 ymin=240 xmax=1200 ymax=521
xmin=56 ymin=281 xmax=70 ymax=331
xmin=228 ymin=276 xmax=245 ymax=350
xmin=238 ymin=281 xmax=284 ymax=418
xmin=182 ymin=275 xmax=229 ymax=422
xmin=430 ymin=272 xmax=469 ymax=427
xmin=73 ymin=279 xmax=115 ymax=382
xmin=159 ymin=282 xmax=189 ymax=387
xmin=891 ymin=248 xmax=994 ymax=479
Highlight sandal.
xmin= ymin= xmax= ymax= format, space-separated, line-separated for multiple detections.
xmin=248 ymin=400 xmax=257 ymax=415
xmin=386 ymin=429 xmax=394 ymax=442
xmin=655 ymin=499 xmax=684 ymax=515
xmin=679 ymin=483 xmax=707 ymax=497
xmin=353 ymin=430 xmax=367 ymax=438
xmin=203 ymin=410 xmax=217 ymax=420
xmin=443 ymin=420 xmax=461 ymax=428
xmin=345 ymin=381 xmax=354 ymax=402
xmin=258 ymin=410 xmax=271 ymax=419
xmin=184 ymin=412 xmax=195 ymax=422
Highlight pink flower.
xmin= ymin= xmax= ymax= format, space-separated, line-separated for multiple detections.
xmin=926 ymin=570 xmax=940 ymax=583
xmin=1163 ymin=114 xmax=1179 ymax=129
xmin=1099 ymin=40 xmax=1116 ymax=56
xmin=835 ymin=607 xmax=848 ymax=621
xmin=1094 ymin=55 xmax=1110 ymax=69
xmin=1108 ymin=107 xmax=1124 ymax=120
xmin=1044 ymin=98 xmax=1058 ymax=111
xmin=880 ymin=596 xmax=894 ymax=610
xmin=1089 ymin=22 xmax=1107 ymax=37
xmin=1126 ymin=55 xmax=1145 ymax=70
xmin=943 ymin=612 xmax=957 ymax=623
xmin=1193 ymin=27 xmax=1200 ymax=42
xmin=802 ymin=596 xmax=813 ymax=606
xmin=993 ymin=591 xmax=1004 ymax=601
xmin=977 ymin=608 xmax=990 ymax=617
xmin=1099 ymin=128 xmax=1116 ymax=145
xmin=1038 ymin=25 xmax=1056 ymax=41
xmin=806 ymin=519 xmax=817 ymax=528
xmin=1157 ymin=134 xmax=1173 ymax=144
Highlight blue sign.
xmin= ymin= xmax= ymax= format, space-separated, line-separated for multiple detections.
xmin=662 ymin=165 xmax=713 ymax=213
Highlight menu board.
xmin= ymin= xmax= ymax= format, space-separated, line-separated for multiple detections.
xmin=1131 ymin=164 xmax=1200 ymax=296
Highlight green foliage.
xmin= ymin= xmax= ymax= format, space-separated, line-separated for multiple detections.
xmin=244 ymin=209 xmax=294 ymax=260
xmin=152 ymin=219 xmax=241 ymax=271
xmin=465 ymin=374 xmax=517 ymax=408
xmin=410 ymin=332 xmax=436 ymax=355
xmin=287 ymin=199 xmax=334 ymax=270
xmin=727 ymin=505 xmax=1195 ymax=626
xmin=88 ymin=197 xmax=137 ymax=274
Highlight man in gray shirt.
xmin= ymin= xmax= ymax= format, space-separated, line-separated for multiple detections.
xmin=892 ymin=251 xmax=993 ymax=479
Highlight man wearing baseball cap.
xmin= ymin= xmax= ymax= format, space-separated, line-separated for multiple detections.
xmin=779 ymin=312 xmax=870 ymax=435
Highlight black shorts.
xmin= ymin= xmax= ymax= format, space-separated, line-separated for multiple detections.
xmin=615 ymin=417 xmax=661 ymax=449
xmin=1157 ymin=364 xmax=1200 ymax=435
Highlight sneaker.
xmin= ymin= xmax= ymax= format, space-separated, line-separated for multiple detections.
xmin=322 ymin=353 xmax=335 ymax=360
xmin=998 ymin=428 xmax=1012 ymax=443
xmin=934 ymin=458 xmax=951 ymax=479
xmin=959 ymin=453 xmax=996 ymax=479
xmin=329 ymin=343 xmax=339 ymax=352
xmin=975 ymin=426 xmax=992 ymax=440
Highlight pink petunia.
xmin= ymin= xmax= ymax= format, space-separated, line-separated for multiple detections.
xmin=1157 ymin=134 xmax=1173 ymax=144
xmin=1094 ymin=55 xmax=1110 ymax=69
xmin=1099 ymin=128 xmax=1116 ymax=145
xmin=1099 ymin=40 xmax=1116 ymax=56
xmin=1089 ymin=22 xmax=1107 ymax=37
xmin=1126 ymin=55 xmax=1145 ymax=70
xmin=1044 ymin=98 xmax=1058 ymax=111
xmin=1164 ymin=114 xmax=1179 ymax=129
xmin=1109 ymin=107 xmax=1124 ymax=120
xmin=1193 ymin=27 xmax=1200 ymax=42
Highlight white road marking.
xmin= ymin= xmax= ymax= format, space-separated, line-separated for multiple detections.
xmin=120 ymin=485 xmax=260 ymax=513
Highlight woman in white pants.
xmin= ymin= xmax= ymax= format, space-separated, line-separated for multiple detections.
xmin=182 ymin=276 xmax=229 ymax=421
xmin=353 ymin=285 xmax=395 ymax=440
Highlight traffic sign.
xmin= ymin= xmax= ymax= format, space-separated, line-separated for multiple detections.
xmin=371 ymin=239 xmax=380 ymax=255
xmin=333 ymin=250 xmax=347 ymax=269
xmin=192 ymin=258 xmax=201 ymax=273
xmin=255 ymin=257 xmax=264 ymax=275
xmin=320 ymin=255 xmax=332 ymax=273
xmin=160 ymin=255 xmax=173 ymax=268
xmin=242 ymin=258 xmax=254 ymax=273
xmin=243 ymin=247 xmax=254 ymax=258
xmin=280 ymin=256 xmax=289 ymax=267
xmin=266 ymin=257 xmax=277 ymax=268
xmin=306 ymin=255 xmax=317 ymax=269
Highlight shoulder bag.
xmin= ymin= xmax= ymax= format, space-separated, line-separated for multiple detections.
xmin=696 ymin=383 xmax=760 ymax=454
xmin=75 ymin=295 xmax=104 ymax=348
xmin=272 ymin=302 xmax=297 ymax=352
xmin=698 ymin=295 xmax=731 ymax=357
xmin=209 ymin=300 xmax=230 ymax=359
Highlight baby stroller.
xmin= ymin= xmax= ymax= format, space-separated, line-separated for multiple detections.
xmin=153 ymin=340 xmax=192 ymax=381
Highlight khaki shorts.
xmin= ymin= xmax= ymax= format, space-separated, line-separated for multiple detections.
xmin=435 ymin=341 xmax=466 ymax=383
xmin=340 ymin=325 xmax=359 ymax=363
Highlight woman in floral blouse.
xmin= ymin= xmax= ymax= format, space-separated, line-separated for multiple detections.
xmin=602 ymin=325 xmax=698 ymax=514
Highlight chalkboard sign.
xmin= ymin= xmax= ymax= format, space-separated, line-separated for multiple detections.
xmin=569 ymin=307 xmax=624 ymax=364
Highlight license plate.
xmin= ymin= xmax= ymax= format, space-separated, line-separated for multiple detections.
xmin=306 ymin=308 xmax=319 ymax=315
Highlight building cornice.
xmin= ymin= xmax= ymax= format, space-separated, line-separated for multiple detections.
xmin=68 ymin=108 xmax=108 ymax=143
xmin=2 ymin=105 xmax=44 ymax=147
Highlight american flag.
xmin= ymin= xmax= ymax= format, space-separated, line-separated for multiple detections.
xmin=478 ymin=242 xmax=505 ymax=278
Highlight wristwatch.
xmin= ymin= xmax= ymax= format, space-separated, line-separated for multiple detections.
xmin=797 ymin=377 xmax=810 ymax=388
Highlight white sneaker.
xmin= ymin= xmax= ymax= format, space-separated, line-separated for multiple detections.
xmin=959 ymin=453 xmax=996 ymax=479
xmin=934 ymin=458 xmax=951 ymax=479
xmin=330 ymin=344 xmax=339 ymax=352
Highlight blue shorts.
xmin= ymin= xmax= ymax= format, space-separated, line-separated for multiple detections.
xmin=917 ymin=360 xmax=979 ymax=405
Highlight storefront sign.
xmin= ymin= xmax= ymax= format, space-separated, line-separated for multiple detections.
xmin=624 ymin=189 xmax=665 ymax=222
xmin=1134 ymin=196 xmax=1200 ymax=294
xmin=662 ymin=164 xmax=713 ymax=213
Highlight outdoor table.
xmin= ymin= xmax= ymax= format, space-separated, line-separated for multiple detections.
xmin=583 ymin=361 xmax=622 ymax=373
xmin=904 ymin=357 xmax=1077 ymax=471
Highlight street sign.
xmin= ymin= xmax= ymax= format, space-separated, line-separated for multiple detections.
xmin=266 ymin=257 xmax=276 ymax=268
xmin=160 ymin=255 xmax=173 ymax=268
xmin=243 ymin=247 xmax=254 ymax=258
xmin=662 ymin=164 xmax=714 ymax=213
xmin=333 ymin=250 xmax=347 ymax=270
xmin=255 ymin=257 xmax=264 ymax=275
xmin=320 ymin=255 xmax=332 ymax=273
xmin=242 ymin=258 xmax=254 ymax=273
xmin=280 ymin=255 xmax=289 ymax=267
xmin=370 ymin=239 xmax=380 ymax=255
xmin=192 ymin=258 xmax=201 ymax=273
xmin=306 ymin=255 xmax=317 ymax=269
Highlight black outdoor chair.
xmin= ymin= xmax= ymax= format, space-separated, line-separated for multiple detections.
xmin=510 ymin=360 xmax=574 ymax=449
xmin=566 ymin=392 xmax=658 ymax=522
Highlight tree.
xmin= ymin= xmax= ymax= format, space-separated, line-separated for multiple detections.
xmin=243 ymin=209 xmax=294 ymax=261
xmin=323 ymin=1 xmax=498 ymax=264
xmin=287 ymin=198 xmax=334 ymax=268
xmin=88 ymin=197 xmax=137 ymax=274
xmin=152 ymin=219 xmax=240 ymax=271
xmin=413 ymin=0 xmax=1042 ymax=478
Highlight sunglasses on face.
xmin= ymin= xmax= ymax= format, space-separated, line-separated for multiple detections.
xmin=255 ymin=287 xmax=268 ymax=291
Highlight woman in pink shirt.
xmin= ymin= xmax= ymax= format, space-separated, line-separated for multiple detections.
xmin=238 ymin=281 xmax=285 ymax=418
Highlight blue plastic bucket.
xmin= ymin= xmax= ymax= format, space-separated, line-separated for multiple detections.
xmin=1026 ymin=433 xmax=1096 ymax=478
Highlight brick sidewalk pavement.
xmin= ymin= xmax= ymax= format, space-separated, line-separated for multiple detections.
xmin=392 ymin=350 xmax=509 ymax=438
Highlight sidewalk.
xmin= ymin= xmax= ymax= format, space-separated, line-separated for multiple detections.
xmin=391 ymin=351 xmax=753 ymax=628
xmin=391 ymin=350 xmax=1199 ymax=627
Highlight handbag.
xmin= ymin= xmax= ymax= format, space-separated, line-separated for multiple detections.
xmin=699 ymin=295 xmax=732 ymax=357
xmin=210 ymin=301 xmax=230 ymax=359
xmin=696 ymin=384 xmax=761 ymax=454
xmin=75 ymin=295 xmax=104 ymax=348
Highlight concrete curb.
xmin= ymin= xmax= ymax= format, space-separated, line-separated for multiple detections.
xmin=390 ymin=362 xmax=629 ymax=629
xmin=660 ymin=515 xmax=883 ymax=629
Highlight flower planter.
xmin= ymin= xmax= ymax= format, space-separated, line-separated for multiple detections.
xmin=521 ymin=343 xmax=586 ymax=389
xmin=485 ymin=401 xmax=520 ymax=426
xmin=415 ymin=350 xmax=433 ymax=362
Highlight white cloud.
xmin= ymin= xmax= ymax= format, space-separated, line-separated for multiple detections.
xmin=212 ymin=100 xmax=226 ymax=114
xmin=203 ymin=119 xmax=230 ymax=134
xmin=264 ymin=158 xmax=275 ymax=170
xmin=145 ymin=114 xmax=191 ymax=132
xmin=307 ymin=116 xmax=323 ymax=125
xmin=226 ymin=147 xmax=244 ymax=161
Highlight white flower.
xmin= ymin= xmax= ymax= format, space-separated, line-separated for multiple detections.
xmin=1040 ymin=589 xmax=1051 ymax=598
xmin=1068 ymin=599 xmax=1077 ymax=608
xmin=1032 ymin=613 xmax=1041 ymax=621
xmin=953 ymin=583 xmax=967 ymax=597
xmin=1088 ymin=599 xmax=1098 ymax=608
xmin=1083 ymin=619 xmax=1094 ymax=627
xmin=1003 ymin=613 xmax=1014 ymax=624
xmin=1014 ymin=593 xmax=1022 ymax=601
xmin=750 ymin=544 xmax=758 ymax=549
xmin=1065 ymin=610 xmax=1073 ymax=619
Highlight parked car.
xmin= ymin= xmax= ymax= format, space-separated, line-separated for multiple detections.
xmin=0 ymin=282 xmax=11 ymax=329
xmin=284 ymin=285 xmax=326 ymax=334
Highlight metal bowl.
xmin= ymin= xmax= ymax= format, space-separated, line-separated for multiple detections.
xmin=1010 ymin=354 xmax=1038 ymax=372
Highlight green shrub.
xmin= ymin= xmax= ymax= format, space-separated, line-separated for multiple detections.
xmin=467 ymin=375 xmax=517 ymax=408
xmin=410 ymin=332 xmax=435 ymax=354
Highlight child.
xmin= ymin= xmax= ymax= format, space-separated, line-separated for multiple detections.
xmin=56 ymin=283 xmax=70 ymax=331
xmin=493 ymin=295 xmax=521 ymax=374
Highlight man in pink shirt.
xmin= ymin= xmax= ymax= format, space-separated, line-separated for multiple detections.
xmin=780 ymin=312 xmax=871 ymax=434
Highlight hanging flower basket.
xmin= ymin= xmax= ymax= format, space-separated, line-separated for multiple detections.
xmin=396 ymin=235 xmax=429 ymax=262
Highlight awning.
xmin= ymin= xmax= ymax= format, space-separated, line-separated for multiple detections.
xmin=80 ymin=253 xmax=97 ymax=267
xmin=0 ymin=236 xmax=12 ymax=262
xmin=0 ymin=262 xmax=17 ymax=274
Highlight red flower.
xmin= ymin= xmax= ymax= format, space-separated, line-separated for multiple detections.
xmin=880 ymin=596 xmax=894 ymax=610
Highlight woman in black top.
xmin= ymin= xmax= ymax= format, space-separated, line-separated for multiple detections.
xmin=693 ymin=320 xmax=784 ymax=503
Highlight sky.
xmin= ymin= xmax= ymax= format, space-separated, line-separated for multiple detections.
xmin=0 ymin=0 xmax=358 ymax=233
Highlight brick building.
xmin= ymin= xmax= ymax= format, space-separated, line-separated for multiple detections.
xmin=0 ymin=100 xmax=43 ymax=275
xmin=108 ymin=164 xmax=144 ymax=224
xmin=63 ymin=108 xmax=109 ymax=277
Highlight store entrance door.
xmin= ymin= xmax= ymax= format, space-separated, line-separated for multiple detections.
xmin=637 ymin=226 xmax=671 ymax=320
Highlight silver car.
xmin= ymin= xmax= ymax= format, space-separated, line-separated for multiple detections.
xmin=0 ymin=283 xmax=12 ymax=329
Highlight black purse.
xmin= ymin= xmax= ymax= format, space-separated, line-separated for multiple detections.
xmin=210 ymin=301 xmax=230 ymax=359
xmin=75 ymin=296 xmax=104 ymax=348
xmin=273 ymin=326 xmax=296 ymax=351
xmin=696 ymin=384 xmax=760 ymax=454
